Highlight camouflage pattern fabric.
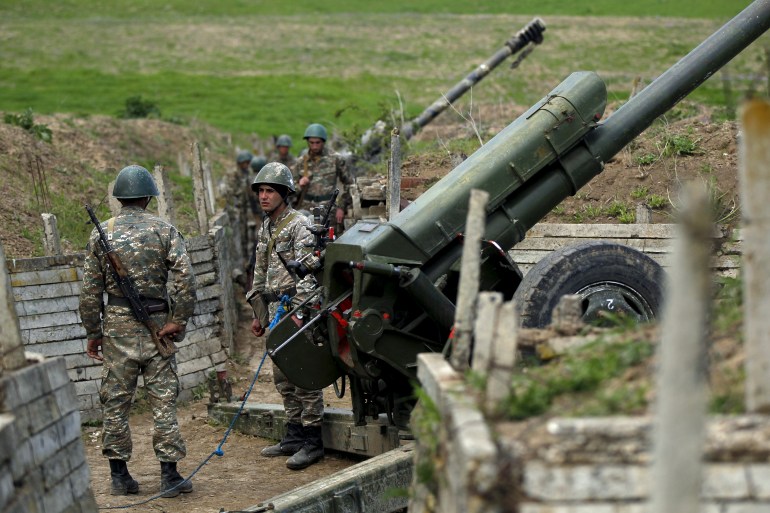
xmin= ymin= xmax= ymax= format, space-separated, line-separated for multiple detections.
xmin=292 ymin=146 xmax=353 ymax=213
xmin=245 ymin=207 xmax=316 ymax=316
xmin=268 ymin=151 xmax=297 ymax=169
xmin=79 ymin=205 xmax=196 ymax=461
xmin=245 ymin=207 xmax=323 ymax=426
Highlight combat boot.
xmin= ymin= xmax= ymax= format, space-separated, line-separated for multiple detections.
xmin=286 ymin=425 xmax=324 ymax=470
xmin=109 ymin=459 xmax=139 ymax=496
xmin=260 ymin=422 xmax=304 ymax=457
xmin=159 ymin=461 xmax=193 ymax=498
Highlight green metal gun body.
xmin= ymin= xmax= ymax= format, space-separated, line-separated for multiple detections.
xmin=85 ymin=205 xmax=177 ymax=358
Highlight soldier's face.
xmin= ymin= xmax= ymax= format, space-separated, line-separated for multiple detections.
xmin=277 ymin=145 xmax=289 ymax=157
xmin=307 ymin=138 xmax=324 ymax=155
xmin=238 ymin=161 xmax=250 ymax=171
xmin=258 ymin=185 xmax=284 ymax=214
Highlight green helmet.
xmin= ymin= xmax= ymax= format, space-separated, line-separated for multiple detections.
xmin=251 ymin=162 xmax=295 ymax=193
xmin=276 ymin=134 xmax=293 ymax=148
xmin=303 ymin=123 xmax=328 ymax=141
xmin=113 ymin=165 xmax=159 ymax=199
xmin=236 ymin=150 xmax=254 ymax=164
xmin=250 ymin=155 xmax=267 ymax=173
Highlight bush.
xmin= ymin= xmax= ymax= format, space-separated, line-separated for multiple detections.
xmin=119 ymin=95 xmax=161 ymax=119
xmin=4 ymin=108 xmax=53 ymax=142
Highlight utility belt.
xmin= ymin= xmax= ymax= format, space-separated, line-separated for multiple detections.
xmin=304 ymin=192 xmax=335 ymax=203
xmin=261 ymin=287 xmax=297 ymax=304
xmin=107 ymin=293 xmax=169 ymax=313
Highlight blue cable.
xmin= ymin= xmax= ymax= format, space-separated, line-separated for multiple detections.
xmin=99 ymin=350 xmax=270 ymax=510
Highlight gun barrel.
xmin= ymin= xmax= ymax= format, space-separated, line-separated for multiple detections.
xmin=400 ymin=17 xmax=546 ymax=140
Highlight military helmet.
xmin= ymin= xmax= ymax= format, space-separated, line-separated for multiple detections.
xmin=276 ymin=134 xmax=293 ymax=148
xmin=113 ymin=165 xmax=159 ymax=199
xmin=236 ymin=150 xmax=254 ymax=164
xmin=251 ymin=162 xmax=295 ymax=193
xmin=303 ymin=123 xmax=328 ymax=141
xmin=250 ymin=155 xmax=267 ymax=173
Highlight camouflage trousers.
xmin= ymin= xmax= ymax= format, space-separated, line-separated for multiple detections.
xmin=99 ymin=335 xmax=186 ymax=462
xmin=273 ymin=363 xmax=323 ymax=427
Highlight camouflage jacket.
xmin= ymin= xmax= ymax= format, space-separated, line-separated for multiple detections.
xmin=79 ymin=206 xmax=197 ymax=340
xmin=268 ymin=151 xmax=297 ymax=169
xmin=246 ymin=207 xmax=316 ymax=317
xmin=292 ymin=146 xmax=353 ymax=210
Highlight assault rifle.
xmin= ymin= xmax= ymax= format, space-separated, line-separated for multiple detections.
xmin=85 ymin=205 xmax=177 ymax=358
xmin=286 ymin=188 xmax=339 ymax=279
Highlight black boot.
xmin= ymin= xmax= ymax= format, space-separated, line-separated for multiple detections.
xmin=260 ymin=422 xmax=304 ymax=457
xmin=286 ymin=425 xmax=324 ymax=470
xmin=109 ymin=459 xmax=139 ymax=496
xmin=160 ymin=461 xmax=193 ymax=498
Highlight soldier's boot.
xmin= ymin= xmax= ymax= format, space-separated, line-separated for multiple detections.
xmin=159 ymin=462 xmax=193 ymax=498
xmin=109 ymin=459 xmax=139 ymax=496
xmin=260 ymin=422 xmax=304 ymax=457
xmin=286 ymin=425 xmax=324 ymax=470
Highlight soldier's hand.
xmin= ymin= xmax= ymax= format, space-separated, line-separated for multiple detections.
xmin=335 ymin=207 xmax=344 ymax=224
xmin=299 ymin=176 xmax=310 ymax=188
xmin=86 ymin=338 xmax=103 ymax=362
xmin=252 ymin=318 xmax=265 ymax=337
xmin=158 ymin=322 xmax=184 ymax=339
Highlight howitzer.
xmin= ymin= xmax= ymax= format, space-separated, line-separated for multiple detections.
xmin=268 ymin=0 xmax=770 ymax=427
xmin=85 ymin=205 xmax=178 ymax=358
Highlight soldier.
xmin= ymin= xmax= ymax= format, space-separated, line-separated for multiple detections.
xmin=250 ymin=155 xmax=268 ymax=175
xmin=79 ymin=165 xmax=197 ymax=498
xmin=245 ymin=162 xmax=325 ymax=470
xmin=292 ymin=123 xmax=353 ymax=233
xmin=269 ymin=134 xmax=297 ymax=168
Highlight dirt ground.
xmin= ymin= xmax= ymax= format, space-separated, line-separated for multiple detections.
xmin=82 ymin=309 xmax=361 ymax=513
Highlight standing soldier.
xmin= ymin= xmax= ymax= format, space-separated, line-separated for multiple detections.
xmin=292 ymin=123 xmax=353 ymax=233
xmin=245 ymin=162 xmax=325 ymax=470
xmin=79 ymin=165 xmax=197 ymax=498
xmin=269 ymin=134 xmax=297 ymax=168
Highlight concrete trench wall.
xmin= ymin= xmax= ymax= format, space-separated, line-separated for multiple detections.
xmin=0 ymin=356 xmax=97 ymax=513
xmin=414 ymin=355 xmax=770 ymax=513
xmin=5 ymin=211 xmax=238 ymax=422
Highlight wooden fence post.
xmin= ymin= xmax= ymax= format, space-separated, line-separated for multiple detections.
xmin=153 ymin=164 xmax=176 ymax=226
xmin=0 ymin=241 xmax=26 ymax=375
xmin=450 ymin=189 xmax=489 ymax=370
xmin=649 ymin=182 xmax=712 ymax=513
xmin=740 ymin=99 xmax=770 ymax=412
xmin=484 ymin=300 xmax=518 ymax=415
xmin=388 ymin=128 xmax=402 ymax=221
xmin=178 ymin=151 xmax=190 ymax=177
xmin=41 ymin=213 xmax=62 ymax=256
xmin=191 ymin=142 xmax=210 ymax=235
xmin=203 ymin=147 xmax=216 ymax=215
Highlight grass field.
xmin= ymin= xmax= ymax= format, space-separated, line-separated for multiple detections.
xmin=0 ymin=1 xmax=765 ymax=145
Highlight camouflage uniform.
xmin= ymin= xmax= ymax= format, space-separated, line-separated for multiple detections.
xmin=79 ymin=206 xmax=196 ymax=462
xmin=245 ymin=207 xmax=323 ymax=427
xmin=292 ymin=146 xmax=353 ymax=220
xmin=268 ymin=151 xmax=297 ymax=169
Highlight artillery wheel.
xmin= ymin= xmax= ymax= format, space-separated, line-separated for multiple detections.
xmin=512 ymin=241 xmax=665 ymax=328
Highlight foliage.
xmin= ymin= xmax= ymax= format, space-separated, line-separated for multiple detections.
xmin=662 ymin=133 xmax=701 ymax=157
xmin=635 ymin=153 xmax=658 ymax=166
xmin=646 ymin=194 xmax=667 ymax=209
xmin=118 ymin=95 xmax=161 ymax=119
xmin=631 ymin=186 xmax=649 ymax=199
xmin=411 ymin=387 xmax=441 ymax=486
xmin=3 ymin=108 xmax=52 ymax=142
xmin=502 ymin=336 xmax=655 ymax=420
xmin=604 ymin=200 xmax=635 ymax=223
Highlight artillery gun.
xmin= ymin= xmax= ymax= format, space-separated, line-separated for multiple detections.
xmin=268 ymin=0 xmax=770 ymax=429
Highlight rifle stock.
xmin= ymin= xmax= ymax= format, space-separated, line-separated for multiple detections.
xmin=85 ymin=205 xmax=177 ymax=358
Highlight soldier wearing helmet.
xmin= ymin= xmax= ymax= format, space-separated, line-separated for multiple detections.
xmin=236 ymin=150 xmax=254 ymax=174
xmin=292 ymin=123 xmax=353 ymax=233
xmin=269 ymin=134 xmax=297 ymax=168
xmin=79 ymin=165 xmax=196 ymax=498
xmin=250 ymin=155 xmax=268 ymax=174
xmin=245 ymin=162 xmax=325 ymax=471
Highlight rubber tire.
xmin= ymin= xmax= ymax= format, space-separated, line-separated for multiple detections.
xmin=513 ymin=241 xmax=666 ymax=328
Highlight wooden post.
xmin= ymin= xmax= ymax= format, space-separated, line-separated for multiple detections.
xmin=0 ymin=241 xmax=26 ymax=375
xmin=106 ymin=181 xmax=122 ymax=217
xmin=636 ymin=204 xmax=652 ymax=224
xmin=484 ymin=300 xmax=518 ymax=416
xmin=41 ymin=213 xmax=62 ymax=256
xmin=178 ymin=151 xmax=190 ymax=177
xmin=388 ymin=128 xmax=402 ymax=221
xmin=471 ymin=292 xmax=503 ymax=374
xmin=450 ymin=188 xmax=489 ymax=371
xmin=153 ymin=164 xmax=176 ymax=226
xmin=739 ymin=99 xmax=770 ymax=412
xmin=649 ymin=182 xmax=712 ymax=513
xmin=191 ymin=142 xmax=209 ymax=235
xmin=203 ymin=147 xmax=216 ymax=215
